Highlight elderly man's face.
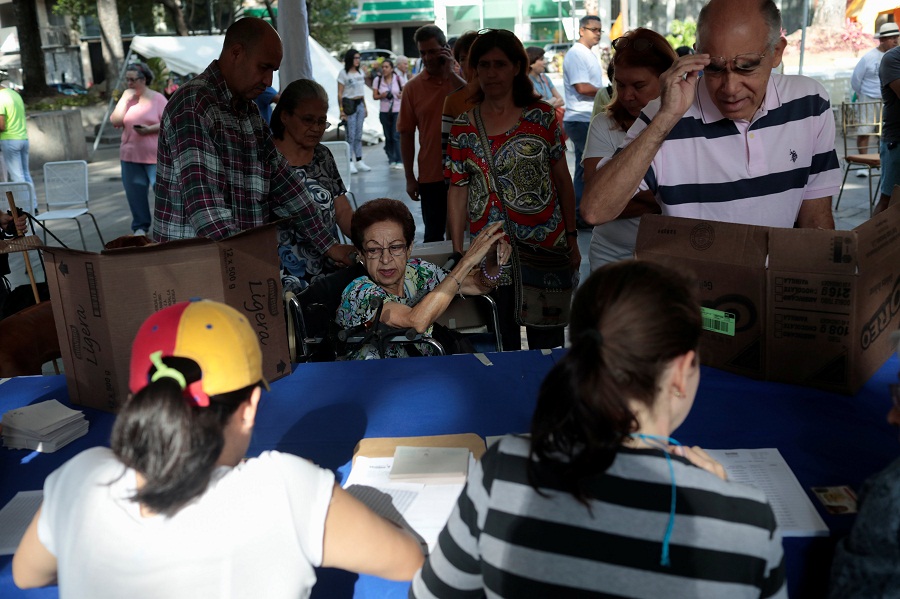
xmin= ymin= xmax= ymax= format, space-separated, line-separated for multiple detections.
xmin=696 ymin=9 xmax=785 ymax=122
xmin=880 ymin=35 xmax=900 ymax=52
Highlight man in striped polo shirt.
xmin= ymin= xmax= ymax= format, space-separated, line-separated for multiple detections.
xmin=582 ymin=0 xmax=840 ymax=230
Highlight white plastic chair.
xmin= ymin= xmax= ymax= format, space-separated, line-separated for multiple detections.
xmin=35 ymin=160 xmax=104 ymax=250
xmin=0 ymin=181 xmax=38 ymax=216
xmin=321 ymin=141 xmax=358 ymax=210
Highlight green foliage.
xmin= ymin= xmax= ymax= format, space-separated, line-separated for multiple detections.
xmin=307 ymin=0 xmax=355 ymax=53
xmin=52 ymin=0 xmax=96 ymax=33
xmin=26 ymin=92 xmax=100 ymax=113
xmin=666 ymin=19 xmax=696 ymax=50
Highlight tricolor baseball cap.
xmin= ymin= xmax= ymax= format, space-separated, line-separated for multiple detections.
xmin=129 ymin=299 xmax=267 ymax=407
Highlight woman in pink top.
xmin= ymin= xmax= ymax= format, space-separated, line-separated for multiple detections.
xmin=110 ymin=63 xmax=167 ymax=236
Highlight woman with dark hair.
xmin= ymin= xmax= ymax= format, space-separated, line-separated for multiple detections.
xmin=411 ymin=260 xmax=786 ymax=598
xmin=337 ymin=48 xmax=370 ymax=173
xmin=110 ymin=62 xmax=167 ymax=236
xmin=271 ymin=78 xmax=352 ymax=293
xmin=337 ymin=198 xmax=509 ymax=359
xmin=448 ymin=29 xmax=579 ymax=351
xmin=583 ymin=28 xmax=676 ymax=269
xmin=525 ymin=46 xmax=563 ymax=108
xmin=13 ymin=299 xmax=425 ymax=596
xmin=371 ymin=59 xmax=405 ymax=169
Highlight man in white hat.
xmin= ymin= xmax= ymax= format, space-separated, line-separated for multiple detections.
xmin=850 ymin=22 xmax=899 ymax=164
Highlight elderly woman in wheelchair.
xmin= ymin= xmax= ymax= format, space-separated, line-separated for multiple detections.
xmin=336 ymin=198 xmax=508 ymax=359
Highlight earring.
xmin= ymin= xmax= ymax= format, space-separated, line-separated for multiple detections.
xmin=673 ymin=389 xmax=684 ymax=398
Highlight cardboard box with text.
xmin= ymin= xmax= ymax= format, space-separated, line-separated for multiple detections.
xmin=43 ymin=225 xmax=291 ymax=412
xmin=636 ymin=205 xmax=900 ymax=394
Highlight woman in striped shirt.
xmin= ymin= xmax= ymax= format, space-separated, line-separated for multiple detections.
xmin=411 ymin=260 xmax=786 ymax=599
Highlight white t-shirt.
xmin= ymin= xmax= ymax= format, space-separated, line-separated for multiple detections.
xmin=338 ymin=69 xmax=367 ymax=99
xmin=584 ymin=113 xmax=641 ymax=268
xmin=563 ymin=43 xmax=604 ymax=122
xmin=38 ymin=447 xmax=335 ymax=599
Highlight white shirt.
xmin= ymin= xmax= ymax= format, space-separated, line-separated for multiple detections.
xmin=38 ymin=447 xmax=335 ymax=599
xmin=563 ymin=43 xmax=604 ymax=122
xmin=851 ymin=46 xmax=887 ymax=99
xmin=338 ymin=69 xmax=367 ymax=99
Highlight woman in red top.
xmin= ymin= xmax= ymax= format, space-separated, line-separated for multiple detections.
xmin=448 ymin=29 xmax=579 ymax=350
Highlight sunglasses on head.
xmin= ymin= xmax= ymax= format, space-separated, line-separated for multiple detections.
xmin=611 ymin=37 xmax=655 ymax=53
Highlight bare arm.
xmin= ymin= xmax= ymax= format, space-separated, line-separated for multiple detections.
xmin=581 ymin=54 xmax=710 ymax=225
xmin=337 ymin=82 xmax=346 ymax=119
xmin=110 ymin=89 xmax=136 ymax=127
xmin=550 ymin=84 xmax=564 ymax=107
xmin=321 ymin=484 xmax=424 ymax=580
xmin=796 ymin=197 xmax=835 ymax=229
xmin=334 ymin=195 xmax=353 ymax=237
xmin=380 ymin=222 xmax=506 ymax=333
xmin=573 ymin=82 xmax=599 ymax=97
xmin=12 ymin=506 xmax=57 ymax=589
xmin=551 ymin=155 xmax=581 ymax=270
xmin=448 ymin=185 xmax=469 ymax=255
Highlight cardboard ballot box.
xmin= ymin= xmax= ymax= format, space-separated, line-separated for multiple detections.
xmin=635 ymin=205 xmax=900 ymax=394
xmin=43 ymin=226 xmax=291 ymax=412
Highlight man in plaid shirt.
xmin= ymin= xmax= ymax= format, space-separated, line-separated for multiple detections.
xmin=153 ymin=18 xmax=356 ymax=266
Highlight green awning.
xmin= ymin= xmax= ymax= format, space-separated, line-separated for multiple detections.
xmin=356 ymin=0 xmax=434 ymax=23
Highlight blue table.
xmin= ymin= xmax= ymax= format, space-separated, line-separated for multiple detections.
xmin=2 ymin=350 xmax=898 ymax=599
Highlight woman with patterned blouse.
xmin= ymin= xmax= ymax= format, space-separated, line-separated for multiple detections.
xmin=448 ymin=29 xmax=580 ymax=351
xmin=272 ymin=79 xmax=353 ymax=294
xmin=336 ymin=198 xmax=508 ymax=360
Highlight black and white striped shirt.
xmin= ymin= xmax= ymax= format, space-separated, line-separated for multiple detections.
xmin=411 ymin=435 xmax=786 ymax=598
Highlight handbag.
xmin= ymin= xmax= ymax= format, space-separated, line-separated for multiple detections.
xmin=341 ymin=97 xmax=358 ymax=116
xmin=471 ymin=105 xmax=574 ymax=328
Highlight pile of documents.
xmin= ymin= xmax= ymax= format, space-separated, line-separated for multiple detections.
xmin=2 ymin=399 xmax=88 ymax=452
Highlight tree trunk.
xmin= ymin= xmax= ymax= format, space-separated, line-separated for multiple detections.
xmin=157 ymin=0 xmax=190 ymax=36
xmin=97 ymin=0 xmax=124 ymax=86
xmin=11 ymin=0 xmax=53 ymax=99
xmin=812 ymin=0 xmax=844 ymax=29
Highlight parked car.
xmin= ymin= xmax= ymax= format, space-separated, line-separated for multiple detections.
xmin=542 ymin=42 xmax=573 ymax=72
xmin=49 ymin=82 xmax=89 ymax=96
xmin=359 ymin=49 xmax=397 ymax=63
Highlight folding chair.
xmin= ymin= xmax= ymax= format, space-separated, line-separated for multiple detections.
xmin=836 ymin=101 xmax=883 ymax=215
xmin=35 ymin=160 xmax=105 ymax=250
xmin=0 ymin=181 xmax=37 ymax=215
xmin=322 ymin=141 xmax=359 ymax=210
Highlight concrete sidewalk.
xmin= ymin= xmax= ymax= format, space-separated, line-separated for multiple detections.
xmin=5 ymin=125 xmax=879 ymax=292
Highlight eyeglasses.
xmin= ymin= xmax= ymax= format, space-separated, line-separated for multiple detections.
xmin=582 ymin=26 xmax=603 ymax=34
xmin=611 ymin=37 xmax=654 ymax=52
xmin=364 ymin=243 xmax=408 ymax=259
xmin=703 ymin=52 xmax=767 ymax=75
xmin=298 ymin=116 xmax=331 ymax=129
xmin=125 ymin=77 xmax=143 ymax=83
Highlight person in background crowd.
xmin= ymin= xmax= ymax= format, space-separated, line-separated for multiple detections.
xmin=371 ymin=59 xmax=405 ymax=170
xmin=526 ymin=46 xmax=564 ymax=108
xmin=410 ymin=260 xmax=785 ymax=598
xmin=590 ymin=62 xmax=615 ymax=118
xmin=876 ymin=34 xmax=900 ymax=215
xmin=583 ymin=0 xmax=840 ymax=230
xmin=441 ymin=31 xmax=481 ymax=176
xmin=582 ymin=29 xmax=675 ymax=270
xmin=563 ymin=14 xmax=605 ymax=230
xmin=851 ymin=22 xmax=899 ymax=162
xmin=110 ymin=62 xmax=168 ymax=237
xmin=398 ymin=25 xmax=465 ymax=242
xmin=0 ymin=74 xmax=35 ymax=214
xmin=254 ymin=85 xmax=281 ymax=125
xmin=338 ymin=49 xmax=371 ymax=174
xmin=396 ymin=55 xmax=412 ymax=80
xmin=0 ymin=210 xmax=27 ymax=307
xmin=271 ymin=79 xmax=354 ymax=293
xmin=153 ymin=17 xmax=356 ymax=268
xmin=12 ymin=299 xmax=424 ymax=596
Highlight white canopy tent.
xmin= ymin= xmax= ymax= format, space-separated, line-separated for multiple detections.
xmin=93 ymin=34 xmax=383 ymax=153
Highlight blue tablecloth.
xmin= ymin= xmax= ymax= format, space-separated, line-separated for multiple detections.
xmin=2 ymin=350 xmax=898 ymax=599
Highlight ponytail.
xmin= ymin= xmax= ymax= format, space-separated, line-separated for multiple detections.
xmin=111 ymin=357 xmax=255 ymax=517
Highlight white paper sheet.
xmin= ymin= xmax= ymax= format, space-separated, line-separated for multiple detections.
xmin=707 ymin=448 xmax=829 ymax=537
xmin=344 ymin=456 xmax=469 ymax=552
xmin=0 ymin=490 xmax=42 ymax=555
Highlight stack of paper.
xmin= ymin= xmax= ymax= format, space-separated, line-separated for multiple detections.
xmin=2 ymin=400 xmax=88 ymax=453
xmin=389 ymin=446 xmax=470 ymax=484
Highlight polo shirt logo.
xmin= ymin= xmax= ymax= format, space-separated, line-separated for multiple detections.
xmin=790 ymin=149 xmax=798 ymax=163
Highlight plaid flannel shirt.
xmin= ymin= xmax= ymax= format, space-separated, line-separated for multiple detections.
xmin=153 ymin=60 xmax=335 ymax=253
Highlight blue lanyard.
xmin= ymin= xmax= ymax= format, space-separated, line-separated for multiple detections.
xmin=630 ymin=433 xmax=682 ymax=567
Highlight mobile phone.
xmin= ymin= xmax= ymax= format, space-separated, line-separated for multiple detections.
xmin=134 ymin=124 xmax=145 ymax=129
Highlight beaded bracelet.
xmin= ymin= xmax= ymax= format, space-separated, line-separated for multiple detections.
xmin=480 ymin=257 xmax=502 ymax=285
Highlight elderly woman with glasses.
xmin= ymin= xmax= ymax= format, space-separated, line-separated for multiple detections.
xmin=448 ymin=29 xmax=579 ymax=352
xmin=337 ymin=198 xmax=509 ymax=360
xmin=272 ymin=79 xmax=353 ymax=293
xmin=110 ymin=62 xmax=168 ymax=236
xmin=582 ymin=28 xmax=677 ymax=269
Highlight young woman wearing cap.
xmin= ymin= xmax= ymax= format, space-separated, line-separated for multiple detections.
xmin=13 ymin=299 xmax=424 ymax=597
